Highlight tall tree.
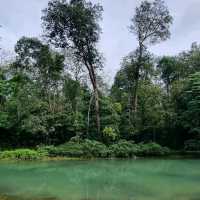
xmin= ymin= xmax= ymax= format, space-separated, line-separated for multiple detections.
xmin=13 ymin=37 xmax=65 ymax=112
xmin=157 ymin=56 xmax=180 ymax=94
xmin=178 ymin=72 xmax=200 ymax=137
xmin=42 ymin=0 xmax=103 ymax=136
xmin=130 ymin=0 xmax=173 ymax=112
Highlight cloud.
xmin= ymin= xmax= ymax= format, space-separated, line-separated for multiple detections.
xmin=176 ymin=0 xmax=200 ymax=35
xmin=0 ymin=0 xmax=48 ymax=49
xmin=1 ymin=0 xmax=200 ymax=82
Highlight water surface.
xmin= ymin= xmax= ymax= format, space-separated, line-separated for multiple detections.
xmin=0 ymin=159 xmax=200 ymax=200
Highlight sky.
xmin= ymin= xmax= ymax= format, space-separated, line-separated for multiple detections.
xmin=1 ymin=0 xmax=200 ymax=80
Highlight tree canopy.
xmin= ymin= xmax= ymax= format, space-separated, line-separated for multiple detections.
xmin=0 ymin=0 xmax=200 ymax=152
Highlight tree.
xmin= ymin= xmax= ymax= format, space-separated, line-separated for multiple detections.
xmin=42 ymin=0 xmax=103 ymax=136
xmin=111 ymin=66 xmax=166 ymax=141
xmin=0 ymin=69 xmax=15 ymax=129
xmin=111 ymin=50 xmax=154 ymax=133
xmin=179 ymin=42 xmax=200 ymax=75
xmin=130 ymin=0 xmax=173 ymax=112
xmin=13 ymin=37 xmax=65 ymax=113
xmin=14 ymin=37 xmax=64 ymax=91
xmin=157 ymin=56 xmax=181 ymax=94
xmin=178 ymin=72 xmax=200 ymax=137
xmin=135 ymin=80 xmax=165 ymax=142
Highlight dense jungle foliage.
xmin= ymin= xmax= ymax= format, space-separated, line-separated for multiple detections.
xmin=0 ymin=0 xmax=200 ymax=156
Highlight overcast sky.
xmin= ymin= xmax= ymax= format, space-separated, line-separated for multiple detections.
xmin=1 ymin=0 xmax=200 ymax=80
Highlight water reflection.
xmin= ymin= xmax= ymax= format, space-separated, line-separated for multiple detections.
xmin=0 ymin=159 xmax=200 ymax=200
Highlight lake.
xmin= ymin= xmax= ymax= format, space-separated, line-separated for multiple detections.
xmin=0 ymin=159 xmax=200 ymax=200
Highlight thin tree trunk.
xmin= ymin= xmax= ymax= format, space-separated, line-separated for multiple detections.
xmin=132 ymin=76 xmax=139 ymax=113
xmin=84 ymin=60 xmax=101 ymax=136
xmin=91 ymin=71 xmax=101 ymax=136
xmin=94 ymin=87 xmax=101 ymax=135
xmin=132 ymin=42 xmax=143 ymax=114
xmin=87 ymin=93 xmax=94 ymax=136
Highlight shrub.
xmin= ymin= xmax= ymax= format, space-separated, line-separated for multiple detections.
xmin=184 ymin=140 xmax=200 ymax=151
xmin=0 ymin=149 xmax=40 ymax=160
xmin=70 ymin=136 xmax=82 ymax=143
xmin=47 ymin=140 xmax=170 ymax=158
xmin=113 ymin=103 xmax=122 ymax=113
xmin=48 ymin=142 xmax=84 ymax=157
xmin=109 ymin=140 xmax=138 ymax=158
xmin=0 ymin=141 xmax=171 ymax=160
xmin=48 ymin=140 xmax=108 ymax=158
xmin=82 ymin=139 xmax=108 ymax=158
xmin=137 ymin=142 xmax=170 ymax=156
xmin=36 ymin=145 xmax=55 ymax=157
xmin=103 ymin=127 xmax=118 ymax=144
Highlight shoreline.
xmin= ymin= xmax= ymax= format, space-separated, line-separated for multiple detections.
xmin=1 ymin=152 xmax=200 ymax=162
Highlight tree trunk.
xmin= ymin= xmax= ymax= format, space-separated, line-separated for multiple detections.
xmin=84 ymin=60 xmax=101 ymax=136
xmin=132 ymin=42 xmax=143 ymax=114
xmin=87 ymin=93 xmax=94 ymax=136
xmin=93 ymin=79 xmax=101 ymax=136
xmin=132 ymin=73 xmax=139 ymax=113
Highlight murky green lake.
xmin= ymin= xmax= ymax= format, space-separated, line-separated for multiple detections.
xmin=0 ymin=159 xmax=200 ymax=200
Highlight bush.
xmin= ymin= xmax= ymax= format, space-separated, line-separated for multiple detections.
xmin=108 ymin=141 xmax=170 ymax=158
xmin=184 ymin=140 xmax=200 ymax=151
xmin=109 ymin=140 xmax=138 ymax=158
xmin=103 ymin=127 xmax=118 ymax=144
xmin=0 ymin=149 xmax=40 ymax=160
xmin=36 ymin=145 xmax=55 ymax=157
xmin=44 ymin=140 xmax=170 ymax=158
xmin=48 ymin=140 xmax=108 ymax=158
xmin=69 ymin=136 xmax=82 ymax=143
xmin=137 ymin=142 xmax=170 ymax=156
xmin=82 ymin=139 xmax=108 ymax=158
xmin=49 ymin=142 xmax=84 ymax=157
xmin=0 ymin=141 xmax=171 ymax=160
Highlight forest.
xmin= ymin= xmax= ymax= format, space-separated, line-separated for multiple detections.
xmin=0 ymin=0 xmax=200 ymax=159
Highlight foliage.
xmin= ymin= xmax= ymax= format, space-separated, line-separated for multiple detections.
xmin=103 ymin=127 xmax=117 ymax=144
xmin=130 ymin=0 xmax=173 ymax=45
xmin=1 ymin=0 xmax=200 ymax=155
xmin=137 ymin=142 xmax=170 ymax=156
xmin=184 ymin=140 xmax=200 ymax=151
xmin=0 ymin=149 xmax=40 ymax=160
xmin=13 ymin=37 xmax=64 ymax=89
xmin=81 ymin=139 xmax=108 ymax=158
xmin=46 ymin=140 xmax=108 ymax=158
xmin=46 ymin=141 xmax=84 ymax=158
xmin=42 ymin=0 xmax=104 ymax=134
xmin=0 ymin=140 xmax=170 ymax=159
xmin=36 ymin=140 xmax=170 ymax=158
xmin=128 ymin=0 xmax=173 ymax=115
xmin=36 ymin=145 xmax=55 ymax=157
xmin=157 ymin=56 xmax=182 ymax=94
xmin=109 ymin=140 xmax=170 ymax=158
xmin=109 ymin=140 xmax=138 ymax=158
xmin=177 ymin=72 xmax=200 ymax=137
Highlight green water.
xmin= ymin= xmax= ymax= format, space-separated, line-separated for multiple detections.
xmin=0 ymin=159 xmax=200 ymax=200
